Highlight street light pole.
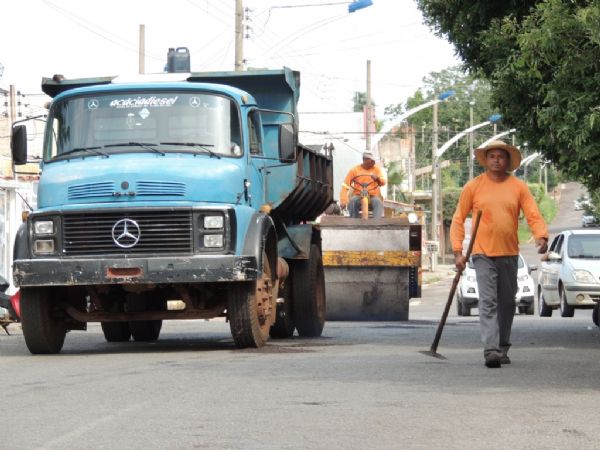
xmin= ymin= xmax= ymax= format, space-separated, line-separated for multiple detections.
xmin=366 ymin=60 xmax=372 ymax=151
xmin=469 ymin=101 xmax=474 ymax=180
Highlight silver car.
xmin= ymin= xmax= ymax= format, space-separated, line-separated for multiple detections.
xmin=537 ymin=229 xmax=600 ymax=319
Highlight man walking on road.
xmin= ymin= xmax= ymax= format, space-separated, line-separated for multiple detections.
xmin=450 ymin=140 xmax=549 ymax=368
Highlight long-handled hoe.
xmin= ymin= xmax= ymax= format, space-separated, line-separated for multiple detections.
xmin=420 ymin=210 xmax=482 ymax=359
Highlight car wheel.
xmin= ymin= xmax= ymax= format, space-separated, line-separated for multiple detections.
xmin=559 ymin=288 xmax=575 ymax=318
xmin=456 ymin=294 xmax=464 ymax=316
xmin=525 ymin=302 xmax=535 ymax=315
xmin=538 ymin=289 xmax=552 ymax=317
xmin=593 ymin=303 xmax=599 ymax=327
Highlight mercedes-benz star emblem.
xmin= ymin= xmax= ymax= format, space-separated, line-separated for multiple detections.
xmin=189 ymin=97 xmax=201 ymax=108
xmin=88 ymin=98 xmax=99 ymax=110
xmin=112 ymin=218 xmax=141 ymax=248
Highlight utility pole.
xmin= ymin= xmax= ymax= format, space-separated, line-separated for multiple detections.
xmin=235 ymin=0 xmax=244 ymax=71
xmin=366 ymin=59 xmax=372 ymax=151
xmin=138 ymin=24 xmax=145 ymax=74
xmin=431 ymin=101 xmax=439 ymax=270
xmin=9 ymin=85 xmax=16 ymax=124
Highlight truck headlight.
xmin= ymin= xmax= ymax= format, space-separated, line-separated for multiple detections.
xmin=204 ymin=215 xmax=224 ymax=229
xmin=34 ymin=220 xmax=54 ymax=235
xmin=34 ymin=239 xmax=55 ymax=254
xmin=204 ymin=234 xmax=223 ymax=248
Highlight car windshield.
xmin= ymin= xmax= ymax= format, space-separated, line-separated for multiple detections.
xmin=567 ymin=235 xmax=600 ymax=258
xmin=44 ymin=91 xmax=242 ymax=161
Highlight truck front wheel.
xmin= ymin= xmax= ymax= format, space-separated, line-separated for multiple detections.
xmin=228 ymin=251 xmax=276 ymax=348
xmin=21 ymin=287 xmax=67 ymax=354
xmin=292 ymin=244 xmax=326 ymax=337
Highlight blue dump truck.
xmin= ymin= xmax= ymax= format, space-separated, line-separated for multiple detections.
xmin=11 ymin=68 xmax=332 ymax=354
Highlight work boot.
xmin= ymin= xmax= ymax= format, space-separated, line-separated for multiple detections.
xmin=484 ymin=351 xmax=502 ymax=368
xmin=500 ymin=345 xmax=511 ymax=365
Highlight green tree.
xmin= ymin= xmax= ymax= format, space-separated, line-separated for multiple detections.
xmin=383 ymin=66 xmax=498 ymax=189
xmin=416 ymin=0 xmax=600 ymax=195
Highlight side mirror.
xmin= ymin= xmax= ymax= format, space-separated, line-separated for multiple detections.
xmin=279 ymin=123 xmax=297 ymax=161
xmin=547 ymin=251 xmax=561 ymax=262
xmin=528 ymin=265 xmax=538 ymax=273
xmin=11 ymin=125 xmax=28 ymax=165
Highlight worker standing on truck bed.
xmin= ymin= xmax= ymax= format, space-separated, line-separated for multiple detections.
xmin=340 ymin=151 xmax=386 ymax=218
xmin=450 ymin=140 xmax=548 ymax=368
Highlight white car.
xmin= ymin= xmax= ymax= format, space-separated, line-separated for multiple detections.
xmin=537 ymin=229 xmax=600 ymax=319
xmin=581 ymin=215 xmax=598 ymax=227
xmin=456 ymin=254 xmax=537 ymax=316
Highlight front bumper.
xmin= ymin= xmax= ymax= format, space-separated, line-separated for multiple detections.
xmin=13 ymin=255 xmax=258 ymax=287
xmin=563 ymin=283 xmax=600 ymax=306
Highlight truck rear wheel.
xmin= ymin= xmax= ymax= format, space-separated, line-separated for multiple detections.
xmin=101 ymin=322 xmax=131 ymax=342
xmin=269 ymin=276 xmax=295 ymax=339
xmin=228 ymin=251 xmax=276 ymax=348
xmin=21 ymin=287 xmax=67 ymax=354
xmin=292 ymin=244 xmax=326 ymax=337
xmin=126 ymin=293 xmax=162 ymax=342
xmin=101 ymin=296 xmax=131 ymax=342
xmin=129 ymin=320 xmax=162 ymax=342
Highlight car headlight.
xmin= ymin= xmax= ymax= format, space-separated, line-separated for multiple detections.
xmin=34 ymin=220 xmax=54 ymax=235
xmin=466 ymin=275 xmax=476 ymax=282
xmin=573 ymin=270 xmax=598 ymax=284
xmin=518 ymin=274 xmax=529 ymax=282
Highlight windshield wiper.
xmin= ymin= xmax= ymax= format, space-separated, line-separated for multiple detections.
xmin=60 ymin=146 xmax=110 ymax=158
xmin=104 ymin=142 xmax=165 ymax=155
xmin=160 ymin=142 xmax=221 ymax=159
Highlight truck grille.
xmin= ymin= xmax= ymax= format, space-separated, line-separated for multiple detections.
xmin=62 ymin=210 xmax=193 ymax=256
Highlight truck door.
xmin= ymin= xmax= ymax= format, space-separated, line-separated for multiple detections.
xmin=247 ymin=109 xmax=265 ymax=207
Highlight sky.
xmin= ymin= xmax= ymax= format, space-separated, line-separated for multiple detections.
xmin=0 ymin=0 xmax=461 ymax=122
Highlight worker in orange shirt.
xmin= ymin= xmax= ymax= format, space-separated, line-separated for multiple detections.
xmin=340 ymin=151 xmax=386 ymax=218
xmin=450 ymin=140 xmax=548 ymax=369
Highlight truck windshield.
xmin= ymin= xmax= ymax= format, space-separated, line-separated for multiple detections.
xmin=44 ymin=91 xmax=242 ymax=161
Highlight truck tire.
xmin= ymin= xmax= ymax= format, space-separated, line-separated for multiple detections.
xmin=101 ymin=296 xmax=131 ymax=342
xmin=269 ymin=276 xmax=295 ymax=339
xmin=228 ymin=251 xmax=276 ymax=348
xmin=126 ymin=293 xmax=162 ymax=342
xmin=129 ymin=320 xmax=162 ymax=342
xmin=20 ymin=287 xmax=67 ymax=354
xmin=101 ymin=322 xmax=131 ymax=342
xmin=292 ymin=244 xmax=326 ymax=337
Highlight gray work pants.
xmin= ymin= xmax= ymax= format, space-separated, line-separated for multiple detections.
xmin=472 ymin=255 xmax=518 ymax=356
xmin=348 ymin=195 xmax=383 ymax=218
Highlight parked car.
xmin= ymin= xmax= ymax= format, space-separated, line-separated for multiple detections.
xmin=456 ymin=254 xmax=537 ymax=316
xmin=581 ymin=215 xmax=598 ymax=227
xmin=537 ymin=229 xmax=600 ymax=319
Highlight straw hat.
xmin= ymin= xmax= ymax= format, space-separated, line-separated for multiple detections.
xmin=474 ymin=140 xmax=522 ymax=172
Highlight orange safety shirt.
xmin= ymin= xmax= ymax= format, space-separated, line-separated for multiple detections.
xmin=450 ymin=173 xmax=548 ymax=257
xmin=340 ymin=164 xmax=386 ymax=204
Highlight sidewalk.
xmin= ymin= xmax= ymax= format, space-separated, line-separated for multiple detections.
xmin=422 ymin=262 xmax=455 ymax=285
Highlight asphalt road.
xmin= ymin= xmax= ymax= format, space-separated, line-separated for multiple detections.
xmin=1 ymin=182 xmax=599 ymax=450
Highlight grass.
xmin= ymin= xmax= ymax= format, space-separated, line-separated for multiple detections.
xmin=518 ymin=194 xmax=558 ymax=243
